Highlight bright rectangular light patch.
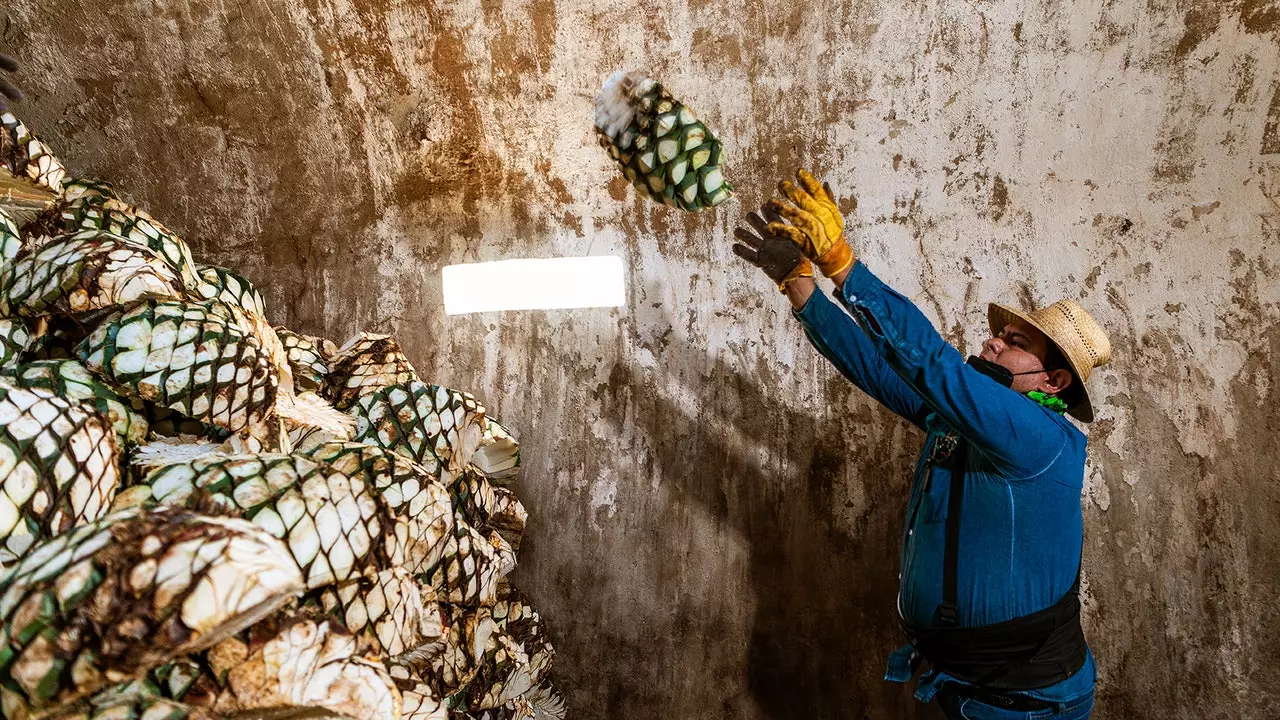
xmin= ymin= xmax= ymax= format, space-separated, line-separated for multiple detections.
xmin=442 ymin=256 xmax=626 ymax=315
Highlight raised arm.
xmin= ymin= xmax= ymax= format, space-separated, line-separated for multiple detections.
xmin=764 ymin=169 xmax=1064 ymax=475
xmin=793 ymin=283 xmax=928 ymax=428
xmin=831 ymin=262 xmax=1066 ymax=474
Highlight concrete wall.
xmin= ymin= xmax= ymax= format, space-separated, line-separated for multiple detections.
xmin=7 ymin=0 xmax=1280 ymax=717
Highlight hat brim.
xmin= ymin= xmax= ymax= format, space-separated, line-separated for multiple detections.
xmin=988 ymin=303 xmax=1095 ymax=422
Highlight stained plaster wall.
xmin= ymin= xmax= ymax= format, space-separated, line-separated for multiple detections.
xmin=6 ymin=0 xmax=1280 ymax=717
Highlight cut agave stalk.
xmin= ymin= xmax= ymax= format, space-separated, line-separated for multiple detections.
xmin=298 ymin=442 xmax=454 ymax=576
xmin=77 ymin=299 xmax=278 ymax=440
xmin=6 ymin=359 xmax=150 ymax=446
xmin=200 ymin=618 xmax=401 ymax=720
xmin=323 ymin=333 xmax=420 ymax=411
xmin=0 ymin=113 xmax=64 ymax=226
xmin=423 ymin=514 xmax=515 ymax=607
xmin=0 ymin=505 xmax=304 ymax=716
xmin=313 ymin=567 xmax=445 ymax=657
xmin=137 ymin=453 xmax=386 ymax=590
xmin=0 ymin=376 xmax=120 ymax=565
xmin=350 ymin=380 xmax=486 ymax=475
xmin=523 ymin=682 xmax=566 ymax=720
xmin=124 ymin=436 xmax=226 ymax=490
xmin=593 ymin=72 xmax=732 ymax=211
xmin=274 ymin=328 xmax=331 ymax=393
xmin=0 ymin=230 xmax=186 ymax=317
xmin=472 ymin=419 xmax=519 ymax=483
xmin=194 ymin=265 xmax=267 ymax=320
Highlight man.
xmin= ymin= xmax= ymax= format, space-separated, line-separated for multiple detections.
xmin=733 ymin=169 xmax=1110 ymax=719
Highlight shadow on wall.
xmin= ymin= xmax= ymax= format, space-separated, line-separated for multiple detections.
xmin=606 ymin=305 xmax=927 ymax=719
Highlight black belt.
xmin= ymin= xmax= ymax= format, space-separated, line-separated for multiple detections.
xmin=938 ymin=684 xmax=1055 ymax=712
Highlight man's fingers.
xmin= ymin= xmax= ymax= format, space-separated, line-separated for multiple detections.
xmin=779 ymin=180 xmax=826 ymax=215
xmin=744 ymin=211 xmax=770 ymax=236
xmin=731 ymin=242 xmax=761 ymax=264
xmin=0 ymin=54 xmax=17 ymax=73
xmin=733 ymin=226 xmax=764 ymax=250
xmin=0 ymin=77 xmax=22 ymax=103
xmin=797 ymin=169 xmax=829 ymax=204
xmin=767 ymin=222 xmax=809 ymax=247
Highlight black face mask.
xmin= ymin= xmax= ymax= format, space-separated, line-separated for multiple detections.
xmin=966 ymin=355 xmax=1048 ymax=388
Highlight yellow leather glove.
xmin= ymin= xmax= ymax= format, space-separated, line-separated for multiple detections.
xmin=765 ymin=169 xmax=855 ymax=278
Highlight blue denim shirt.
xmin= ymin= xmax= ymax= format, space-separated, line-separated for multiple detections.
xmin=793 ymin=261 xmax=1096 ymax=703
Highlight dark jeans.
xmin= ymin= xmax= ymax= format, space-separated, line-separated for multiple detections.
xmin=937 ymin=690 xmax=1094 ymax=719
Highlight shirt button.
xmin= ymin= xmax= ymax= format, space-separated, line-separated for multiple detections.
xmin=908 ymin=529 xmax=914 ymax=536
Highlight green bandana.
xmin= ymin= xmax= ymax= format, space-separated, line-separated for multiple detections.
xmin=1027 ymin=390 xmax=1068 ymax=414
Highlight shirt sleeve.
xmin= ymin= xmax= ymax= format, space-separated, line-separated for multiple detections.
xmin=793 ymin=287 xmax=929 ymax=430
xmin=832 ymin=261 xmax=1067 ymax=476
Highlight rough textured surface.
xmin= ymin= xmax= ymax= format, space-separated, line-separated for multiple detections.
xmin=6 ymin=1 xmax=1280 ymax=717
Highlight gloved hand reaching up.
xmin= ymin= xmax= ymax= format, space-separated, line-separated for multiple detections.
xmin=765 ymin=168 xmax=855 ymax=279
xmin=733 ymin=207 xmax=813 ymax=293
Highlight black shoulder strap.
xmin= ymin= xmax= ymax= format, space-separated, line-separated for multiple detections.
xmin=937 ymin=441 xmax=968 ymax=627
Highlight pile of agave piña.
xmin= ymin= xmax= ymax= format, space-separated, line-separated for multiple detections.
xmin=0 ymin=111 xmax=563 ymax=720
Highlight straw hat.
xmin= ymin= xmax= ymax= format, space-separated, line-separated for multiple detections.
xmin=988 ymin=299 xmax=1112 ymax=422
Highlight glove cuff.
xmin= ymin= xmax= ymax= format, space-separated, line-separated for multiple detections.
xmin=777 ymin=262 xmax=815 ymax=293
xmin=815 ymin=241 xmax=854 ymax=278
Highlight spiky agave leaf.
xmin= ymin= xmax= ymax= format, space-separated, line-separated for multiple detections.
xmin=423 ymin=514 xmax=515 ymax=607
xmin=313 ymin=567 xmax=445 ymax=657
xmin=323 ymin=333 xmax=419 ymax=411
xmin=0 ymin=113 xmax=64 ymax=226
xmin=594 ymin=71 xmax=732 ymax=211
xmin=297 ymin=441 xmax=454 ymax=576
xmin=0 ymin=505 xmax=303 ymax=716
xmin=524 ymin=682 xmax=565 ymax=720
xmin=77 ymin=299 xmax=277 ymax=440
xmin=6 ymin=359 xmax=149 ymax=446
xmin=0 ymin=230 xmax=186 ymax=317
xmin=0 ymin=377 xmax=119 ymax=565
xmin=472 ymin=419 xmax=519 ymax=484
xmin=199 ymin=617 xmax=400 ymax=720
xmin=274 ymin=328 xmax=330 ymax=394
xmin=137 ymin=454 xmax=386 ymax=590
xmin=350 ymin=381 xmax=486 ymax=475
xmin=194 ymin=266 xmax=266 ymax=320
